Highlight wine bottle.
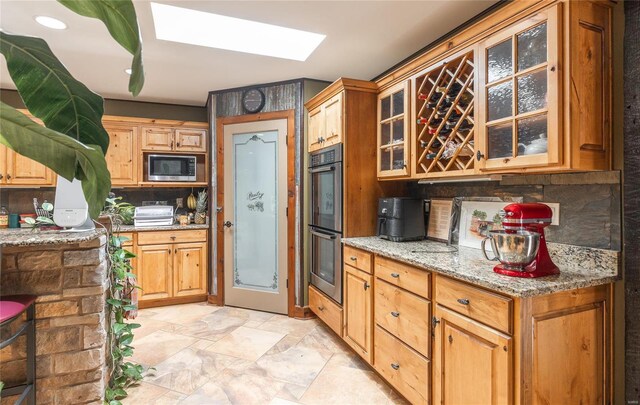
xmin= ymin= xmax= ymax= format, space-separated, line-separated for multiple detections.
xmin=428 ymin=118 xmax=443 ymax=130
xmin=447 ymin=92 xmax=473 ymax=106
xmin=416 ymin=117 xmax=429 ymax=125
xmin=447 ymin=82 xmax=463 ymax=96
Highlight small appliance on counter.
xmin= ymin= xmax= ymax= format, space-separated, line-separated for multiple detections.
xmin=377 ymin=197 xmax=426 ymax=242
xmin=481 ymin=202 xmax=559 ymax=278
xmin=134 ymin=205 xmax=175 ymax=227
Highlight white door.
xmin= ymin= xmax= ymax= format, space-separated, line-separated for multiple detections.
xmin=223 ymin=119 xmax=288 ymax=314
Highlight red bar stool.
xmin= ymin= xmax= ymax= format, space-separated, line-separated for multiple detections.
xmin=0 ymin=295 xmax=37 ymax=405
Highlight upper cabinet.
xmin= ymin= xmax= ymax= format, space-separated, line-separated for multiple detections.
xmin=477 ymin=6 xmax=561 ymax=171
xmin=377 ymin=81 xmax=410 ymax=178
xmin=308 ymin=92 xmax=344 ymax=152
xmin=1 ymin=146 xmax=55 ymax=186
xmin=376 ymin=0 xmax=615 ymax=180
xmin=105 ymin=125 xmax=138 ymax=186
xmin=411 ymin=49 xmax=476 ymax=179
xmin=141 ymin=126 xmax=207 ymax=153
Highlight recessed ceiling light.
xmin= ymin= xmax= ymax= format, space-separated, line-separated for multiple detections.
xmin=150 ymin=2 xmax=325 ymax=61
xmin=34 ymin=16 xmax=67 ymax=30
xmin=124 ymin=68 xmax=132 ymax=75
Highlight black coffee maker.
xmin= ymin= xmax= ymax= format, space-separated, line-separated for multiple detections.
xmin=377 ymin=198 xmax=426 ymax=242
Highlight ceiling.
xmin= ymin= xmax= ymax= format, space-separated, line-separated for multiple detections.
xmin=0 ymin=1 xmax=499 ymax=106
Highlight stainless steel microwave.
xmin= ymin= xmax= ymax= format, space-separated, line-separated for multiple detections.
xmin=147 ymin=154 xmax=197 ymax=182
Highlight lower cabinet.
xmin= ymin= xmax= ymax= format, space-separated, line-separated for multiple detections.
xmin=432 ymin=305 xmax=511 ymax=405
xmin=343 ymin=264 xmax=373 ymax=363
xmin=137 ymin=244 xmax=173 ymax=301
xmin=311 ymin=246 xmax=613 ymax=405
xmin=135 ymin=230 xmax=208 ymax=306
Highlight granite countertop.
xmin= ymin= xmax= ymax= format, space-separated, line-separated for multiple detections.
xmin=0 ymin=228 xmax=106 ymax=247
xmin=116 ymin=224 xmax=210 ymax=232
xmin=342 ymin=237 xmax=619 ymax=297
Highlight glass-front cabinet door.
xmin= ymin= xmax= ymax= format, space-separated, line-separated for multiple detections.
xmin=477 ymin=5 xmax=560 ymax=171
xmin=377 ymin=81 xmax=410 ymax=178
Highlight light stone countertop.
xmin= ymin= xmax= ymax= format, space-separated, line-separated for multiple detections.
xmin=0 ymin=228 xmax=106 ymax=247
xmin=342 ymin=237 xmax=619 ymax=297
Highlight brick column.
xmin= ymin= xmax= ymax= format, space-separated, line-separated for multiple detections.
xmin=0 ymin=235 xmax=109 ymax=405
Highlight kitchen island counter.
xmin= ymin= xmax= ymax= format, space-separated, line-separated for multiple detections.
xmin=342 ymin=237 xmax=619 ymax=297
xmin=0 ymin=228 xmax=106 ymax=248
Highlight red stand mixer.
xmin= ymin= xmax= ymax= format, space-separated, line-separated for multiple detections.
xmin=481 ymin=203 xmax=560 ymax=278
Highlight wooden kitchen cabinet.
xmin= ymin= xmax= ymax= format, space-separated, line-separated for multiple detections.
xmin=135 ymin=230 xmax=208 ymax=307
xmin=307 ymin=107 xmax=323 ymax=151
xmin=377 ymin=80 xmax=410 ymax=178
xmin=173 ymin=242 xmax=208 ymax=297
xmin=105 ymin=125 xmax=138 ymax=186
xmin=136 ymin=244 xmax=173 ymax=301
xmin=141 ymin=126 xmax=207 ymax=153
xmin=376 ymin=0 xmax=615 ymax=179
xmin=0 ymin=144 xmax=55 ymax=187
xmin=307 ymin=92 xmax=343 ymax=152
xmin=476 ymin=5 xmax=561 ymax=171
xmin=141 ymin=127 xmax=175 ymax=151
xmin=433 ymin=304 xmax=512 ymax=405
xmin=343 ymin=264 xmax=373 ymax=363
xmin=175 ymin=129 xmax=207 ymax=152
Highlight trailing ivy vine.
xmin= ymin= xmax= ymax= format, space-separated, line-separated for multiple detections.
xmin=100 ymin=197 xmax=148 ymax=405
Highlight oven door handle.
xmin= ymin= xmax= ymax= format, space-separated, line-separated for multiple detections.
xmin=309 ymin=165 xmax=336 ymax=174
xmin=310 ymin=229 xmax=337 ymax=240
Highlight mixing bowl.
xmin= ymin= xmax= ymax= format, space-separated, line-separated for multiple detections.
xmin=481 ymin=230 xmax=540 ymax=270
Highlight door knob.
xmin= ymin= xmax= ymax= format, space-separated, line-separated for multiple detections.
xmin=223 ymin=221 xmax=233 ymax=228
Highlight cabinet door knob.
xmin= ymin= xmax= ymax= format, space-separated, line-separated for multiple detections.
xmin=391 ymin=363 xmax=400 ymax=370
xmin=390 ymin=273 xmax=400 ymax=278
xmin=363 ymin=281 xmax=370 ymax=290
xmin=0 ymin=174 xmax=3 ymax=180
xmin=391 ymin=311 xmax=400 ymax=318
xmin=476 ymin=151 xmax=485 ymax=161
xmin=317 ymin=306 xmax=325 ymax=311
xmin=457 ymin=298 xmax=470 ymax=305
xmin=224 ymin=221 xmax=233 ymax=228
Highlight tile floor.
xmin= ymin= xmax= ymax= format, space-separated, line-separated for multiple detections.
xmin=124 ymin=302 xmax=406 ymax=405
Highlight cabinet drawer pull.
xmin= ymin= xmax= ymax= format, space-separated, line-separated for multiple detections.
xmin=350 ymin=256 xmax=357 ymax=261
xmin=317 ymin=306 xmax=325 ymax=311
xmin=391 ymin=363 xmax=400 ymax=370
xmin=391 ymin=311 xmax=400 ymax=318
xmin=457 ymin=298 xmax=470 ymax=305
xmin=390 ymin=273 xmax=400 ymax=278
xmin=6 ymin=174 xmax=11 ymax=180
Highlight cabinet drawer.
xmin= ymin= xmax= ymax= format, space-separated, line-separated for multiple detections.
xmin=374 ymin=325 xmax=429 ymax=405
xmin=137 ymin=230 xmax=207 ymax=245
xmin=375 ymin=256 xmax=430 ymax=299
xmin=309 ymin=285 xmax=343 ymax=337
xmin=344 ymin=246 xmax=372 ymax=274
xmin=435 ymin=275 xmax=513 ymax=334
xmin=375 ymin=279 xmax=431 ymax=357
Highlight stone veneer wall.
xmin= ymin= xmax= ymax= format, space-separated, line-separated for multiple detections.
xmin=0 ymin=235 xmax=109 ymax=404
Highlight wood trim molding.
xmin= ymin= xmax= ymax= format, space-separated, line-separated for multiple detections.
xmin=138 ymin=294 xmax=207 ymax=309
xmin=305 ymin=78 xmax=377 ymax=111
xmin=102 ymin=114 xmax=208 ymax=128
xmin=216 ymin=109 xmax=298 ymax=316
xmin=375 ymin=0 xmax=558 ymax=91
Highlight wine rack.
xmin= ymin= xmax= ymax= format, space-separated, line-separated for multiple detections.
xmin=414 ymin=50 xmax=475 ymax=177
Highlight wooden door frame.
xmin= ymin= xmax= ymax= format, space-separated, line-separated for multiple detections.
xmin=211 ymin=110 xmax=296 ymax=317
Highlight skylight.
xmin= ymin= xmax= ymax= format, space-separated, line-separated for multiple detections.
xmin=150 ymin=2 xmax=326 ymax=61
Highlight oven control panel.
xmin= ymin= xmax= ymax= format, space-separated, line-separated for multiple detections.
xmin=310 ymin=144 xmax=342 ymax=167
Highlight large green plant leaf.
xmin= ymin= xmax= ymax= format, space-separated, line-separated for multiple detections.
xmin=58 ymin=0 xmax=144 ymax=96
xmin=0 ymin=102 xmax=111 ymax=219
xmin=0 ymin=32 xmax=109 ymax=154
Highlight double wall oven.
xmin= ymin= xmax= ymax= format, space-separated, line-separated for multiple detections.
xmin=309 ymin=144 xmax=343 ymax=304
